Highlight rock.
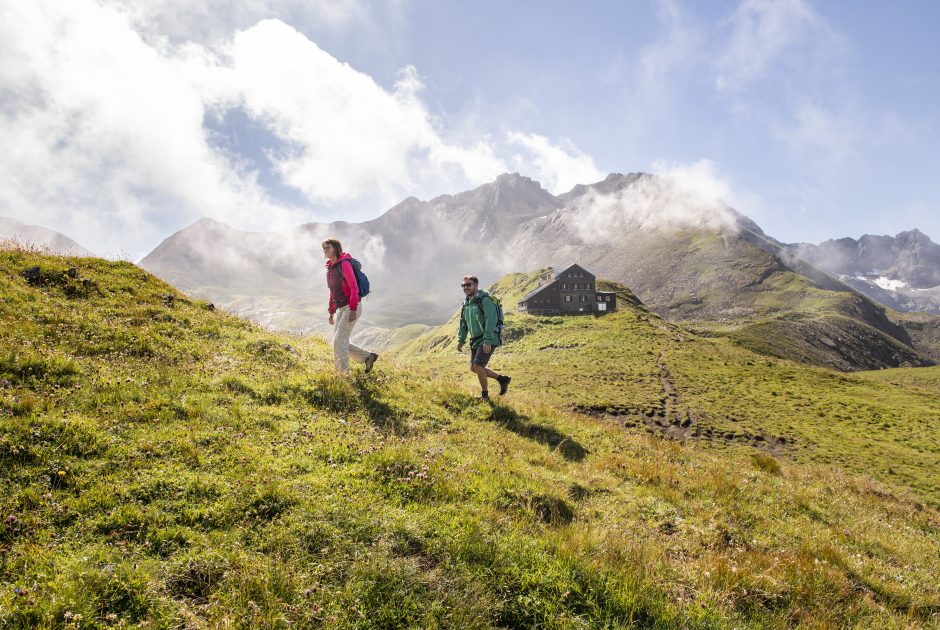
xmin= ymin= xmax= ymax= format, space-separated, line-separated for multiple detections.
xmin=20 ymin=266 xmax=42 ymax=285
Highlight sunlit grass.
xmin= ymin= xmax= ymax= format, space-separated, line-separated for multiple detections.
xmin=1 ymin=250 xmax=938 ymax=628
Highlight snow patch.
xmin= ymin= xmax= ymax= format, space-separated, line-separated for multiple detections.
xmin=859 ymin=276 xmax=908 ymax=291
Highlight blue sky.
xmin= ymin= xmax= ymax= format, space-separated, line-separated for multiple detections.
xmin=370 ymin=1 xmax=940 ymax=243
xmin=1 ymin=0 xmax=938 ymax=256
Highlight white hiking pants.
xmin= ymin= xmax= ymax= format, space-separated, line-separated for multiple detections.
xmin=332 ymin=305 xmax=370 ymax=374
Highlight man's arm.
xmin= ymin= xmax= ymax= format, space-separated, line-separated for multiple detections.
xmin=457 ymin=306 xmax=468 ymax=347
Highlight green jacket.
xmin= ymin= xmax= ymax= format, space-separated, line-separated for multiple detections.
xmin=458 ymin=290 xmax=500 ymax=349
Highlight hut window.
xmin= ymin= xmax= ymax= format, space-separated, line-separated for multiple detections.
xmin=564 ymin=295 xmax=572 ymax=302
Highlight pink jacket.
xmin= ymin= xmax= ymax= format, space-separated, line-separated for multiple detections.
xmin=325 ymin=252 xmax=360 ymax=314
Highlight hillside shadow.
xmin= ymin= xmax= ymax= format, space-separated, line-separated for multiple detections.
xmin=486 ymin=402 xmax=588 ymax=462
xmin=353 ymin=376 xmax=404 ymax=434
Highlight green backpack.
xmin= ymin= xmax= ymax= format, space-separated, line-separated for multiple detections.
xmin=474 ymin=294 xmax=505 ymax=342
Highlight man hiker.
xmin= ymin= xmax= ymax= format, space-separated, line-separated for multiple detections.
xmin=456 ymin=275 xmax=510 ymax=400
xmin=322 ymin=238 xmax=378 ymax=376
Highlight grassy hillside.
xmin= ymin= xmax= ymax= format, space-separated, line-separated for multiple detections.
xmin=856 ymin=365 xmax=940 ymax=393
xmin=2 ymin=250 xmax=939 ymax=628
xmin=394 ymin=272 xmax=940 ymax=507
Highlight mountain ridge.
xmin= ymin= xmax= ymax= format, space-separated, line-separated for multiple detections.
xmin=132 ymin=172 xmax=940 ymax=369
xmin=785 ymin=229 xmax=940 ymax=314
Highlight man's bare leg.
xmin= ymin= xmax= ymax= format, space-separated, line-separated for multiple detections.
xmin=473 ymin=365 xmax=502 ymax=393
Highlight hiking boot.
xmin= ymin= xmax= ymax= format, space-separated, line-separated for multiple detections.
xmin=497 ymin=375 xmax=511 ymax=396
xmin=478 ymin=391 xmax=490 ymax=400
xmin=364 ymin=353 xmax=379 ymax=373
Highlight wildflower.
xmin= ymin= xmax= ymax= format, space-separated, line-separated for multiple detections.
xmin=6 ymin=515 xmax=16 ymax=524
xmin=57 ymin=470 xmax=66 ymax=477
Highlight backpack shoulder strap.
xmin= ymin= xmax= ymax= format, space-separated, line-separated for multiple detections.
xmin=334 ymin=258 xmax=356 ymax=276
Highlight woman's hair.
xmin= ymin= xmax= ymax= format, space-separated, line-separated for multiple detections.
xmin=321 ymin=238 xmax=343 ymax=255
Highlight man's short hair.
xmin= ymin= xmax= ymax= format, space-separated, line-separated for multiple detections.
xmin=463 ymin=275 xmax=479 ymax=285
xmin=321 ymin=238 xmax=343 ymax=254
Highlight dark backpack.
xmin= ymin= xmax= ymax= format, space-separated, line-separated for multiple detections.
xmin=338 ymin=258 xmax=370 ymax=298
xmin=475 ymin=294 xmax=505 ymax=342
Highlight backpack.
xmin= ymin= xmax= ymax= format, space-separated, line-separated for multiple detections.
xmin=475 ymin=293 xmax=504 ymax=342
xmin=338 ymin=257 xmax=370 ymax=298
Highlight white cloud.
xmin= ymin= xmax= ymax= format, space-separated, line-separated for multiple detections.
xmin=507 ymin=132 xmax=604 ymax=194
xmin=0 ymin=0 xmax=287 ymax=257
xmin=638 ymin=0 xmax=701 ymax=100
xmin=652 ymin=159 xmax=736 ymax=207
xmin=611 ymin=0 xmax=702 ymax=137
xmin=0 ymin=0 xmax=595 ymax=257
xmin=714 ymin=1 xmax=866 ymax=169
xmin=563 ymin=160 xmax=740 ymax=244
xmin=715 ymin=0 xmax=824 ymax=92
xmin=194 ymin=22 xmax=507 ymax=204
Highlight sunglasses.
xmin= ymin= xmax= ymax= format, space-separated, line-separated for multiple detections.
xmin=461 ymin=283 xmax=475 ymax=288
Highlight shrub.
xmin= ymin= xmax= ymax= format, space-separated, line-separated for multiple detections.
xmin=497 ymin=488 xmax=575 ymax=526
xmin=751 ymin=452 xmax=783 ymax=476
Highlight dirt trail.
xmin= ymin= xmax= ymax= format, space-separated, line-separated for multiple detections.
xmin=653 ymin=348 xmax=695 ymax=440
xmin=575 ymin=338 xmax=790 ymax=451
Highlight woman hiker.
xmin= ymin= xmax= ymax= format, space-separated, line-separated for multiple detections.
xmin=322 ymin=238 xmax=378 ymax=375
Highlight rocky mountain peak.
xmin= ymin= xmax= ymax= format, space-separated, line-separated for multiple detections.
xmin=558 ymin=172 xmax=653 ymax=203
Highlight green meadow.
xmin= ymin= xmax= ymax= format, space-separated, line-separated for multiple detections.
xmin=1 ymin=251 xmax=939 ymax=628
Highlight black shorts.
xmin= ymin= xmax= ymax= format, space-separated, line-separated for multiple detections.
xmin=470 ymin=344 xmax=493 ymax=367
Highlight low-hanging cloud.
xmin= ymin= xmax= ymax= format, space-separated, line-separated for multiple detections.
xmin=562 ymin=160 xmax=740 ymax=245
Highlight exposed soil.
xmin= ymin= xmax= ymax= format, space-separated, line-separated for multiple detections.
xmin=574 ymin=344 xmax=790 ymax=451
